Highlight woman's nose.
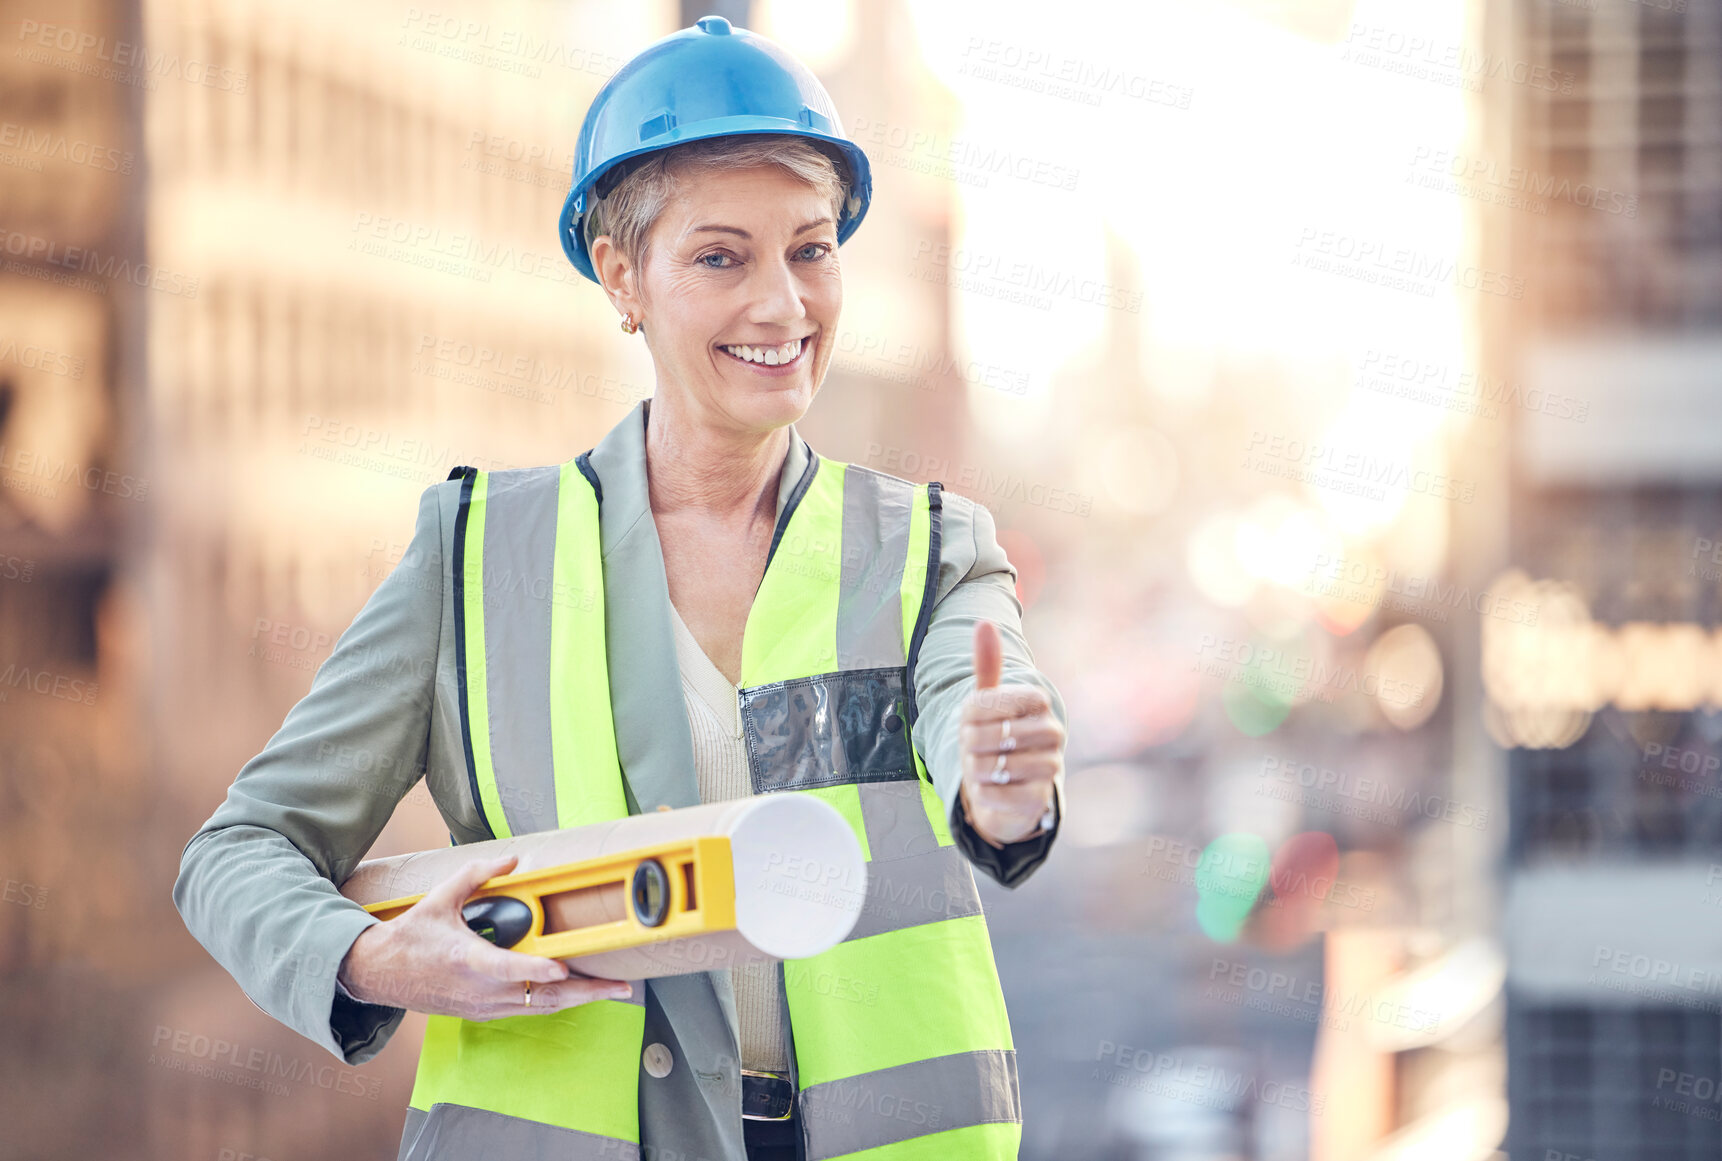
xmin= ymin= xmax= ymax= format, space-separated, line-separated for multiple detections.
xmin=745 ymin=256 xmax=809 ymax=325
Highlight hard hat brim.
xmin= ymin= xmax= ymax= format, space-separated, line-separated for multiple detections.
xmin=558 ymin=120 xmax=873 ymax=286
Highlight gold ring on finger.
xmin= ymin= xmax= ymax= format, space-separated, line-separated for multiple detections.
xmin=523 ymin=980 xmax=533 ymax=1007
xmin=999 ymin=718 xmax=1017 ymax=753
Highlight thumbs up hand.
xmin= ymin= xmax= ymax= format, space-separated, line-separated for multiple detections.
xmin=959 ymin=620 xmax=1065 ymax=848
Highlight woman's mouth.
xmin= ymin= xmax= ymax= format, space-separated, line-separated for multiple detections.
xmin=717 ymin=335 xmax=813 ymax=375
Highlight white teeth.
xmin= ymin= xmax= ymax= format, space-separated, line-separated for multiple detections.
xmin=723 ymin=338 xmax=804 ymax=365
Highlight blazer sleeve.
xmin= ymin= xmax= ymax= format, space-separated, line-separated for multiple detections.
xmin=172 ymin=481 xmax=447 ymax=1065
xmin=909 ymin=491 xmax=1068 ymax=889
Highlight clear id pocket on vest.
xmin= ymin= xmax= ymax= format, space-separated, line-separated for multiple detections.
xmin=738 ymin=666 xmax=916 ymax=793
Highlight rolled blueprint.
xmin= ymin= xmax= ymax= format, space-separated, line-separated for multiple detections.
xmin=339 ymin=795 xmax=867 ymax=980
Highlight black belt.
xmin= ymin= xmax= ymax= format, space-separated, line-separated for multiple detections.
xmin=741 ymin=1069 xmax=795 ymax=1121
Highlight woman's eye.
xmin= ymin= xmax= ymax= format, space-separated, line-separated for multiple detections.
xmin=699 ymin=252 xmax=736 ymax=269
xmin=796 ymin=243 xmax=832 ymax=261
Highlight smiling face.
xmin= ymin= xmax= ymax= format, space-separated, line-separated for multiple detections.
xmin=592 ymin=162 xmax=843 ymax=438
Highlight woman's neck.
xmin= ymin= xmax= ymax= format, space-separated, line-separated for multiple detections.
xmin=643 ymin=396 xmax=788 ymax=523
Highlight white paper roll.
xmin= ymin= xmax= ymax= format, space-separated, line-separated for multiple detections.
xmin=339 ymin=796 xmax=868 ymax=979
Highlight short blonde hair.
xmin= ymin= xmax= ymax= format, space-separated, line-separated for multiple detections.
xmin=582 ymin=133 xmax=849 ymax=277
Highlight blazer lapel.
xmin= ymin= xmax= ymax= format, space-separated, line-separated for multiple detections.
xmin=584 ymin=396 xmax=815 ymax=1070
xmin=584 ymin=397 xmax=812 ymax=818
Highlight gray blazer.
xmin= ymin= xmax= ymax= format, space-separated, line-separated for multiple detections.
xmin=173 ymin=397 xmax=1067 ymax=1158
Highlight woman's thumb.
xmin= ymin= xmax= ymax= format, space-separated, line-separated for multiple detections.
xmin=425 ymin=855 xmax=517 ymax=912
xmin=973 ymin=620 xmax=1002 ymax=692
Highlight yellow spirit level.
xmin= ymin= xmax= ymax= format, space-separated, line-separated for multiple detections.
xmin=360 ymin=836 xmax=738 ymax=961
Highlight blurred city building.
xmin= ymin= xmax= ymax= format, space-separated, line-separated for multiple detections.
xmin=1489 ymin=0 xmax=1722 ymax=1158
xmin=0 ymin=0 xmax=158 ymax=1155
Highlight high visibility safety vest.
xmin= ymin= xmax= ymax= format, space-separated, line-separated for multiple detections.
xmin=404 ymin=449 xmax=1022 ymax=1159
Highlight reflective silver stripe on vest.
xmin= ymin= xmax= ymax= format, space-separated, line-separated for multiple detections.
xmin=798 ymin=1049 xmax=1021 ymax=1160
xmin=397 ymin=1101 xmax=640 ymax=1161
xmin=849 ymin=779 xmax=980 ymax=939
xmin=838 ymin=467 xmax=913 ymax=672
xmin=479 ymin=466 xmax=562 ymax=835
xmin=844 ymin=844 xmax=983 ymax=942
xmin=740 ymin=668 xmax=915 ymax=793
xmin=857 ymin=778 xmax=936 ymax=861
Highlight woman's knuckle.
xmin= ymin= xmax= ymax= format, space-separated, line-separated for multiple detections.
xmin=457 ymin=943 xmax=486 ymax=976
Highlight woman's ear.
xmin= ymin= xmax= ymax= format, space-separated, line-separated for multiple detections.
xmin=591 ymin=235 xmax=643 ymax=324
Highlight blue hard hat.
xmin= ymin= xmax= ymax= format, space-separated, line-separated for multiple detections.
xmin=557 ymin=13 xmax=873 ymax=285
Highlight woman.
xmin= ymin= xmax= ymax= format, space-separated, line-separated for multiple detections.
xmin=174 ymin=15 xmax=1067 ymax=1161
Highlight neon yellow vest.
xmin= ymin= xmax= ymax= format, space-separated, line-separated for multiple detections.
xmin=406 ymin=451 xmax=1021 ymax=1159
